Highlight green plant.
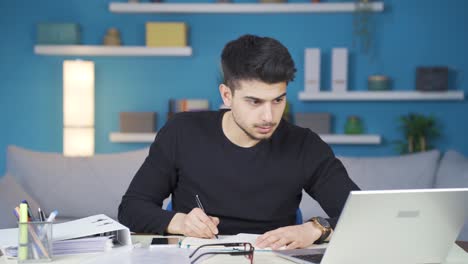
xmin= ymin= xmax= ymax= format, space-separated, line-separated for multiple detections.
xmin=395 ymin=113 xmax=441 ymax=154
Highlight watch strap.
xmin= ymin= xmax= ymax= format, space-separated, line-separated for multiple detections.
xmin=310 ymin=217 xmax=331 ymax=244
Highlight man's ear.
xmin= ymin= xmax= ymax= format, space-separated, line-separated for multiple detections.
xmin=219 ymin=84 xmax=233 ymax=107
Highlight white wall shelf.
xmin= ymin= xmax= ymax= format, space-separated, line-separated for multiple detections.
xmin=110 ymin=132 xmax=157 ymax=143
xmin=298 ymin=91 xmax=465 ymax=101
xmin=34 ymin=45 xmax=192 ymax=57
xmin=110 ymin=132 xmax=381 ymax=145
xmin=320 ymin=134 xmax=381 ymax=145
xmin=109 ymin=2 xmax=384 ymax=14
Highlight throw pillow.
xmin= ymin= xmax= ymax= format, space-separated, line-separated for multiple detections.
xmin=338 ymin=150 xmax=440 ymax=190
xmin=434 ymin=150 xmax=468 ymax=241
xmin=299 ymin=150 xmax=441 ymax=220
xmin=435 ymin=150 xmax=468 ymax=188
xmin=0 ymin=174 xmax=40 ymax=228
xmin=6 ymin=145 xmax=148 ymax=220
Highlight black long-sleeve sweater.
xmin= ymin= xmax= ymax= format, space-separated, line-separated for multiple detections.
xmin=118 ymin=110 xmax=359 ymax=235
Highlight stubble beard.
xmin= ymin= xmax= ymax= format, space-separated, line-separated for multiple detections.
xmin=231 ymin=112 xmax=276 ymax=142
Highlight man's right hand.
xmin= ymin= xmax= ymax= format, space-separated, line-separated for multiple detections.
xmin=166 ymin=208 xmax=219 ymax=238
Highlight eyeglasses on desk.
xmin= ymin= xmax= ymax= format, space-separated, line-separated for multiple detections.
xmin=189 ymin=242 xmax=254 ymax=264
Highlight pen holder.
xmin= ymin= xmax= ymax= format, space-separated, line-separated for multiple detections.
xmin=18 ymin=221 xmax=53 ymax=263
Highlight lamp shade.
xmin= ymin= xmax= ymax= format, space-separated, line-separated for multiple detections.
xmin=63 ymin=60 xmax=95 ymax=156
xmin=63 ymin=128 xmax=95 ymax=157
xmin=63 ymin=60 xmax=94 ymax=127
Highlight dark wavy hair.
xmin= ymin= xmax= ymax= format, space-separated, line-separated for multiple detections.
xmin=221 ymin=34 xmax=296 ymax=91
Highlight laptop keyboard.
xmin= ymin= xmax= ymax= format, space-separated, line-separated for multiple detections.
xmin=292 ymin=254 xmax=324 ymax=263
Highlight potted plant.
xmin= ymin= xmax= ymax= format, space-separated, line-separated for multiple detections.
xmin=395 ymin=113 xmax=441 ymax=154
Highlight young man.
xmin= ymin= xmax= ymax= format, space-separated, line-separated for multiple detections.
xmin=118 ymin=34 xmax=359 ymax=249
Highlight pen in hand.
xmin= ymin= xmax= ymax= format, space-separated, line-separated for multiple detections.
xmin=195 ymin=194 xmax=219 ymax=239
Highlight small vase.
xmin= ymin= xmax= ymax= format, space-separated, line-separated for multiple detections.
xmin=344 ymin=116 xmax=364 ymax=134
xmin=368 ymin=75 xmax=390 ymax=91
xmin=103 ymin=28 xmax=121 ymax=46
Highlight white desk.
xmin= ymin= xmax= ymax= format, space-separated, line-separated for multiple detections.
xmin=1 ymin=240 xmax=467 ymax=264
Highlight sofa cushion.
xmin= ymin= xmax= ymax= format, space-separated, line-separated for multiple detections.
xmin=339 ymin=150 xmax=440 ymax=190
xmin=435 ymin=150 xmax=468 ymax=188
xmin=6 ymin=145 xmax=148 ymax=220
xmin=0 ymin=174 xmax=41 ymax=228
xmin=299 ymin=150 xmax=441 ymax=220
xmin=434 ymin=150 xmax=468 ymax=241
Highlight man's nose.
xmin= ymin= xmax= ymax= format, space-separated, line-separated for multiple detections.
xmin=261 ymin=103 xmax=273 ymax=123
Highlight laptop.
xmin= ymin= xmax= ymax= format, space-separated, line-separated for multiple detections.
xmin=275 ymin=188 xmax=468 ymax=264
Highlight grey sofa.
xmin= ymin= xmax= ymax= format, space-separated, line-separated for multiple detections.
xmin=1 ymin=145 xmax=467 ymax=240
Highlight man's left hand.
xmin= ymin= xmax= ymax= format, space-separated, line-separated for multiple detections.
xmin=255 ymin=222 xmax=322 ymax=250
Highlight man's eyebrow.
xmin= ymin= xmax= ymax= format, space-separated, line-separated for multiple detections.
xmin=244 ymin=96 xmax=262 ymax=101
xmin=244 ymin=93 xmax=287 ymax=102
xmin=274 ymin=93 xmax=287 ymax=100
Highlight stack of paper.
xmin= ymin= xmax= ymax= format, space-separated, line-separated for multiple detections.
xmin=4 ymin=236 xmax=114 ymax=257
xmin=0 ymin=214 xmax=131 ymax=258
xmin=52 ymin=236 xmax=114 ymax=255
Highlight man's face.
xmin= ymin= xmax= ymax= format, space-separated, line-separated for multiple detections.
xmin=222 ymin=79 xmax=287 ymax=141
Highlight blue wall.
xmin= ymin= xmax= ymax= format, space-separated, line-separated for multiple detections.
xmin=1 ymin=0 xmax=468 ymax=176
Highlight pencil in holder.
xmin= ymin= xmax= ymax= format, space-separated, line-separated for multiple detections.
xmin=18 ymin=221 xmax=53 ymax=263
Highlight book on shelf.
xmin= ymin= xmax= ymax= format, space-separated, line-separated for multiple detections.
xmin=168 ymin=99 xmax=210 ymax=119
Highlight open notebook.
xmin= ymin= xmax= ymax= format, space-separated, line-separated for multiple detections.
xmin=180 ymin=233 xmax=303 ymax=251
xmin=180 ymin=233 xmax=328 ymax=251
xmin=180 ymin=233 xmax=260 ymax=249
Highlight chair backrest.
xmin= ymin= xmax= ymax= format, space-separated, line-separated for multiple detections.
xmin=165 ymin=201 xmax=303 ymax=225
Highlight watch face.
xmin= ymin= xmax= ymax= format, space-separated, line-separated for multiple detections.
xmin=316 ymin=217 xmax=331 ymax=229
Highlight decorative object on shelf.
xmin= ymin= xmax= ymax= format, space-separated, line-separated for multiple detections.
xmin=353 ymin=0 xmax=376 ymax=55
xmin=63 ymin=60 xmax=95 ymax=157
xmin=344 ymin=116 xmax=364 ymax=134
xmin=368 ymin=75 xmax=390 ymax=91
xmin=168 ymin=99 xmax=210 ymax=119
xmin=120 ymin=112 xmax=157 ymax=133
xmin=304 ymin=48 xmax=321 ymax=93
xmin=395 ymin=113 xmax=440 ymax=154
xmin=103 ymin=28 xmax=122 ymax=46
xmin=416 ymin=67 xmax=449 ymax=92
xmin=168 ymin=99 xmax=174 ymax=120
xmin=331 ymin=48 xmax=348 ymax=93
xmin=282 ymin=102 xmax=292 ymax=122
xmin=37 ymin=23 xmax=80 ymax=45
xmin=295 ymin=113 xmax=331 ymax=134
xmin=146 ymin=22 xmax=188 ymax=47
